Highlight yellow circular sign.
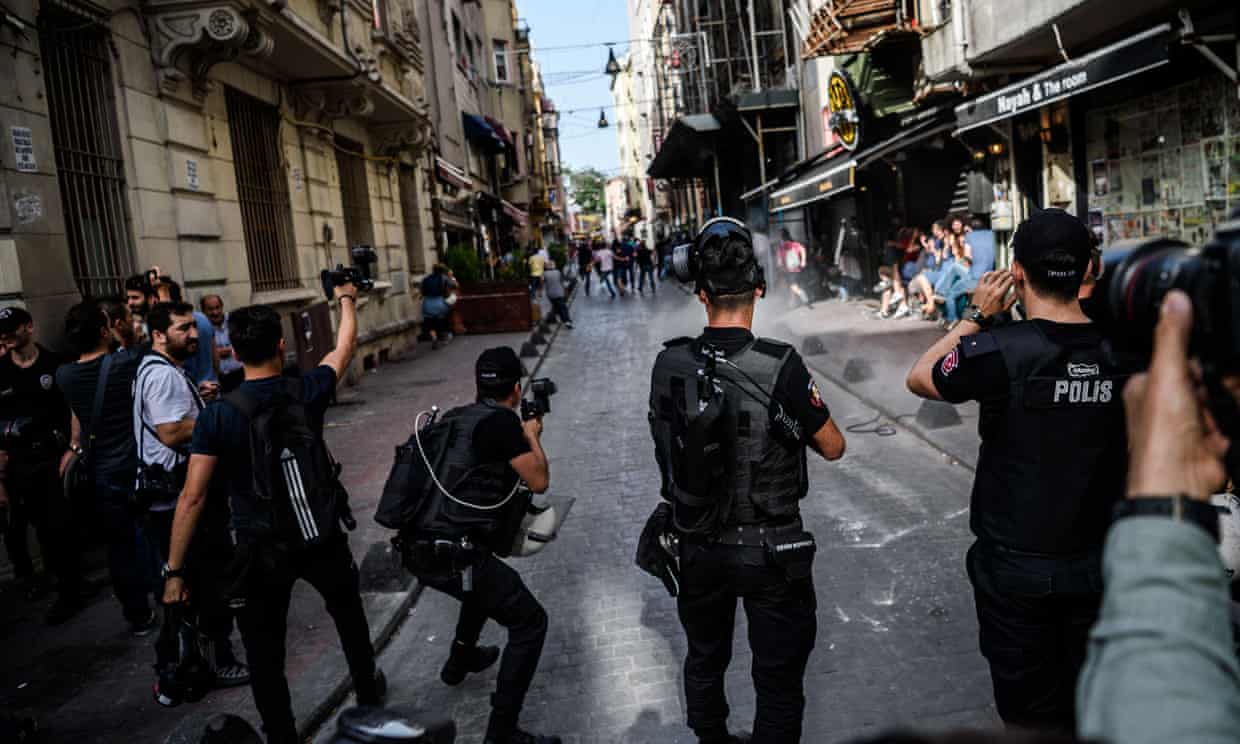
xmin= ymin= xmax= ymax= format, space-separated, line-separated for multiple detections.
xmin=827 ymin=71 xmax=859 ymax=150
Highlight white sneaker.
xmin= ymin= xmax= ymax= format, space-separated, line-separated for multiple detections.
xmin=872 ymin=279 xmax=892 ymax=293
xmin=892 ymin=303 xmax=911 ymax=319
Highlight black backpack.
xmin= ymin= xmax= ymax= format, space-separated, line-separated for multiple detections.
xmin=225 ymin=379 xmax=343 ymax=546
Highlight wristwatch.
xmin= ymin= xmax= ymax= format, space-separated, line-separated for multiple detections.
xmin=963 ymin=304 xmax=994 ymax=328
xmin=161 ymin=562 xmax=185 ymax=579
xmin=1113 ymin=494 xmax=1220 ymax=542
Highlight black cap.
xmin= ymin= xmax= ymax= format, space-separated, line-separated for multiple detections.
xmin=0 ymin=306 xmax=33 ymax=335
xmin=476 ymin=346 xmax=525 ymax=386
xmin=1012 ymin=208 xmax=1093 ymax=281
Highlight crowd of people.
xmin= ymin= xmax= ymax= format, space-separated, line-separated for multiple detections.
xmin=873 ymin=214 xmax=997 ymax=327
xmin=570 ymin=235 xmax=670 ymax=300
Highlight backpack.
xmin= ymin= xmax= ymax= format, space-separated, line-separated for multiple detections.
xmin=225 ymin=379 xmax=343 ymax=546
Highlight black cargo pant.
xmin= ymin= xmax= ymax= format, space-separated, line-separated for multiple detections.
xmin=419 ymin=552 xmax=548 ymax=740
xmin=967 ymin=540 xmax=1103 ymax=733
xmin=677 ymin=542 xmax=817 ymax=743
xmin=2 ymin=458 xmax=80 ymax=596
xmin=234 ymin=535 xmax=379 ymax=744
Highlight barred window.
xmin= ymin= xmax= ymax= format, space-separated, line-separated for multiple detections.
xmin=334 ymin=136 xmax=375 ymax=249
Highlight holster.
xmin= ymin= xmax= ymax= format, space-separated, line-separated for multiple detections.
xmin=393 ymin=532 xmax=486 ymax=580
xmin=763 ymin=523 xmax=816 ymax=582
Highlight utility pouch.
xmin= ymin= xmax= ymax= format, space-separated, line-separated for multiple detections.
xmin=764 ymin=525 xmax=816 ymax=582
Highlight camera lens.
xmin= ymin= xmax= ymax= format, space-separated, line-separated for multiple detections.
xmin=1093 ymin=238 xmax=1207 ymax=351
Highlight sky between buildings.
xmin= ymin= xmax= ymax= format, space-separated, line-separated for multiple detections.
xmin=522 ymin=0 xmax=629 ymax=176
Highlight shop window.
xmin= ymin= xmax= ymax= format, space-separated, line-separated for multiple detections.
xmin=40 ymin=7 xmax=136 ymax=298
xmin=1084 ymin=72 xmax=1240 ymax=247
xmin=225 ymin=87 xmax=300 ymax=291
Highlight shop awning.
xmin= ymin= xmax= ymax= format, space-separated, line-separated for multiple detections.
xmin=463 ymin=113 xmax=506 ymax=153
xmin=955 ymin=23 xmax=1172 ymax=135
xmin=501 ymin=199 xmax=528 ymax=226
xmin=647 ymin=114 xmax=721 ymax=179
xmin=735 ymin=89 xmax=800 ymax=113
xmin=484 ymin=116 xmax=515 ymax=146
xmin=855 ymin=109 xmax=956 ymax=168
xmin=768 ymin=155 xmax=856 ymax=214
xmin=436 ymin=156 xmax=472 ymax=191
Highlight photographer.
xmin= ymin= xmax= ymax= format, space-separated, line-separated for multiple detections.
xmin=162 ymin=284 xmax=384 ymax=744
xmin=906 ymin=209 xmax=1136 ymax=732
xmin=650 ymin=218 xmax=846 ymax=743
xmin=135 ymin=302 xmax=247 ymax=699
xmin=1076 ymin=290 xmax=1240 ymax=742
xmin=127 ymin=269 xmax=219 ymax=388
xmin=56 ymin=300 xmax=157 ymax=634
xmin=400 ymin=346 xmax=557 ymax=744
xmin=0 ymin=307 xmax=83 ymax=625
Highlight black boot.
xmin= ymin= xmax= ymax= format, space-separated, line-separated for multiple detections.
xmin=440 ymin=641 xmax=500 ymax=686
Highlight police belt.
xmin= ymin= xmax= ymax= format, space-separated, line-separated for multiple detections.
xmin=690 ymin=520 xmax=801 ymax=547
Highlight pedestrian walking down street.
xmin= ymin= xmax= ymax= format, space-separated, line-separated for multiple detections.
xmin=593 ymin=243 xmax=617 ymax=299
xmin=576 ymin=243 xmax=594 ymax=296
xmin=907 ymin=209 xmax=1136 ymax=733
xmin=647 ymin=217 xmax=846 ymax=743
xmin=161 ymin=285 xmax=385 ymax=744
xmin=636 ymin=240 xmax=657 ymax=295
xmin=543 ymin=262 xmax=573 ymax=328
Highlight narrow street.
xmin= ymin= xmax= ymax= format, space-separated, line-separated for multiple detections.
xmin=315 ymin=284 xmax=998 ymax=743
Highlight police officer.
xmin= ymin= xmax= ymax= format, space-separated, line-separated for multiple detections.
xmin=649 ymin=218 xmax=846 ymax=743
xmin=404 ymin=347 xmax=558 ymax=744
xmin=906 ymin=209 xmax=1132 ymax=732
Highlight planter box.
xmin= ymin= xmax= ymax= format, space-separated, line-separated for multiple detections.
xmin=452 ymin=281 xmax=533 ymax=334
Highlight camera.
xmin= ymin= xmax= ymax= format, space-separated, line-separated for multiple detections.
xmin=320 ymin=245 xmax=378 ymax=301
xmin=520 ymin=378 xmax=557 ymax=421
xmin=1085 ymin=220 xmax=1240 ymax=455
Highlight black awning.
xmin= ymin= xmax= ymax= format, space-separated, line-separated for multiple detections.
xmin=735 ymin=89 xmax=800 ymax=112
xmin=955 ymin=23 xmax=1172 ymax=134
xmin=463 ymin=113 xmax=505 ymax=153
xmin=768 ymin=155 xmax=856 ymax=214
xmin=647 ymin=114 xmax=721 ymax=179
xmin=855 ymin=110 xmax=957 ymax=168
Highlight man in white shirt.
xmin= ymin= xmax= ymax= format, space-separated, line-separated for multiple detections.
xmin=592 ymin=243 xmax=617 ymax=299
xmin=135 ymin=301 xmax=248 ymax=699
xmin=201 ymin=294 xmax=243 ymax=391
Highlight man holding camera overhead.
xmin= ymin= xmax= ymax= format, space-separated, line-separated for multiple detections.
xmin=649 ymin=218 xmax=846 ymax=744
xmin=906 ymin=209 xmax=1136 ymax=733
xmin=162 ymin=282 xmax=383 ymax=744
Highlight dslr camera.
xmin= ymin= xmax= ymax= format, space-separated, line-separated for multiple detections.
xmin=1085 ymin=219 xmax=1240 ymax=456
xmin=321 ymin=245 xmax=378 ymax=300
xmin=520 ymin=378 xmax=557 ymax=421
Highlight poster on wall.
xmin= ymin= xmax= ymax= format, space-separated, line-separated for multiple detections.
xmin=1141 ymin=155 xmax=1159 ymax=206
xmin=1092 ymin=159 xmax=1109 ymax=197
xmin=1205 ymin=139 xmax=1227 ymax=200
xmin=1180 ymin=82 xmax=1203 ymax=145
xmin=1159 ymin=209 xmax=1181 ymax=240
xmin=1182 ymin=144 xmax=1204 ymax=204
xmin=1160 ymin=149 xmax=1182 ymax=205
xmin=1107 ymin=215 xmax=1128 ymax=243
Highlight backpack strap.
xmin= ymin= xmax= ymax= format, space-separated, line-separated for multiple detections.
xmin=223 ymin=387 xmax=263 ymax=420
xmin=82 ymin=353 xmax=115 ymax=464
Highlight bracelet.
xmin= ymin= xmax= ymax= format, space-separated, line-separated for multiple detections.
xmin=338 ymin=295 xmax=356 ymax=303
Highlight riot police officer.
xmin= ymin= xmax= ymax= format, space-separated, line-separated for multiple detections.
xmin=649 ymin=218 xmax=846 ymax=743
xmin=906 ymin=209 xmax=1133 ymax=732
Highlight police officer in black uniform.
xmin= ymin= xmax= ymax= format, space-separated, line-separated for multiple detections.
xmin=649 ymin=218 xmax=846 ymax=743
xmin=404 ymin=347 xmax=559 ymax=744
xmin=907 ymin=209 xmax=1133 ymax=732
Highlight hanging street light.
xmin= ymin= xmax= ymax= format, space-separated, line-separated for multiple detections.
xmin=604 ymin=46 xmax=621 ymax=78
xmin=597 ymin=109 xmax=609 ymax=128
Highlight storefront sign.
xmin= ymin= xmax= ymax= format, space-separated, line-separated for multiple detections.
xmin=185 ymin=158 xmax=200 ymax=191
xmin=955 ymin=23 xmax=1171 ymax=134
xmin=826 ymin=71 xmax=861 ymax=151
xmin=769 ymin=160 xmax=856 ymax=215
xmin=11 ymin=127 xmax=36 ymax=173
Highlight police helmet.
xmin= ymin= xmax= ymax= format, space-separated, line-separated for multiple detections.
xmin=510 ymin=503 xmax=560 ymax=557
xmin=674 ymin=217 xmax=765 ymax=297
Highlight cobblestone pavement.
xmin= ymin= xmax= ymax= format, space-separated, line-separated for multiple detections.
xmin=315 ymin=283 xmax=999 ymax=744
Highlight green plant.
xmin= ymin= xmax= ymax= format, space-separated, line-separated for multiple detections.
xmin=444 ymin=244 xmax=481 ymax=283
xmin=496 ymin=259 xmax=527 ymax=283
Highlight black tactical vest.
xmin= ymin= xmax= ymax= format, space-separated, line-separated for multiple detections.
xmin=968 ymin=322 xmax=1131 ymax=554
xmin=650 ymin=336 xmax=807 ymax=529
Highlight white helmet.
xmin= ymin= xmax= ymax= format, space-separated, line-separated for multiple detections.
xmin=510 ymin=503 xmax=559 ymax=557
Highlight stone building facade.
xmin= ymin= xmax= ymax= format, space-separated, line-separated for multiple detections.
xmin=1 ymin=0 xmax=436 ymax=378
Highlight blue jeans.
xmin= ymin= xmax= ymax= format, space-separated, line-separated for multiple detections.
xmin=98 ymin=479 xmax=157 ymax=624
xmin=598 ymin=270 xmax=616 ymax=297
xmin=945 ymin=277 xmax=979 ymax=322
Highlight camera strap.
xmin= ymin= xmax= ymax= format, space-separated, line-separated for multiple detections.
xmin=81 ymin=353 xmax=115 ymax=469
xmin=414 ymin=409 xmax=520 ymax=512
xmin=136 ymin=354 xmax=203 ymax=465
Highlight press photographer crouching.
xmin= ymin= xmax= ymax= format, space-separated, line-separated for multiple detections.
xmin=379 ymin=347 xmax=560 ymax=744
xmin=162 ymin=282 xmax=383 ymax=744
xmin=0 ymin=307 xmax=83 ymax=625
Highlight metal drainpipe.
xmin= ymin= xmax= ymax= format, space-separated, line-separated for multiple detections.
xmin=747 ymin=0 xmax=761 ymax=92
